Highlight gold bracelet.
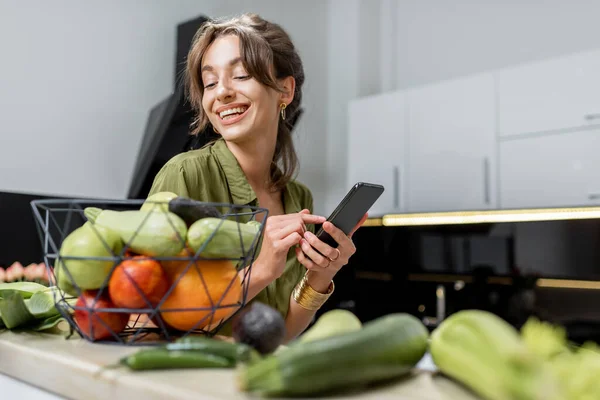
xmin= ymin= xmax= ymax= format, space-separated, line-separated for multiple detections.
xmin=292 ymin=272 xmax=335 ymax=311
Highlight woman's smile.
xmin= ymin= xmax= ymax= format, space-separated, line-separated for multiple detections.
xmin=217 ymin=104 xmax=251 ymax=126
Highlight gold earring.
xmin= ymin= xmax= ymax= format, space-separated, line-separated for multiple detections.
xmin=280 ymin=103 xmax=286 ymax=121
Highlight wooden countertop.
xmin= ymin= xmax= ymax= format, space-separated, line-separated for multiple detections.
xmin=0 ymin=330 xmax=478 ymax=400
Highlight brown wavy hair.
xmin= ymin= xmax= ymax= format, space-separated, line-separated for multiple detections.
xmin=185 ymin=13 xmax=305 ymax=191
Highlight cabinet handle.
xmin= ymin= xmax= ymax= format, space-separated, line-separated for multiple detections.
xmin=393 ymin=166 xmax=400 ymax=209
xmin=483 ymin=158 xmax=490 ymax=205
xmin=584 ymin=113 xmax=600 ymax=121
xmin=589 ymin=193 xmax=600 ymax=200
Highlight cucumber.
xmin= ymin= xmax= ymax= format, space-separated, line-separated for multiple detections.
xmin=296 ymin=309 xmax=362 ymax=344
xmin=187 ymin=217 xmax=261 ymax=259
xmin=84 ymin=207 xmax=187 ymax=257
xmin=238 ymin=313 xmax=429 ymax=397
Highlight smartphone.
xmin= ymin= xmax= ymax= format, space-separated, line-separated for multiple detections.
xmin=315 ymin=182 xmax=385 ymax=248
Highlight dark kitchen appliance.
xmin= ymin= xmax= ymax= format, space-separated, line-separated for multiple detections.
xmin=321 ymin=207 xmax=600 ymax=344
xmin=127 ymin=15 xmax=213 ymax=200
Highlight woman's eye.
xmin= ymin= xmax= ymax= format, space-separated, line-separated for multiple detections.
xmin=235 ymin=75 xmax=250 ymax=80
xmin=204 ymin=82 xmax=216 ymax=89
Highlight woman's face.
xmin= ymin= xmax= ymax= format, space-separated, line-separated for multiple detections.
xmin=201 ymin=34 xmax=286 ymax=145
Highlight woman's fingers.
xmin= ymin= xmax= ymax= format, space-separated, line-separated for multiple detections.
xmin=299 ymin=213 xmax=327 ymax=225
xmin=279 ymin=231 xmax=303 ymax=249
xmin=301 ymin=231 xmax=339 ymax=262
xmin=266 ymin=212 xmax=325 ymax=230
xmin=299 ymin=237 xmax=330 ymax=269
xmin=295 ymin=247 xmax=317 ymax=270
xmin=270 ymin=220 xmax=306 ymax=241
xmin=322 ymin=221 xmax=354 ymax=250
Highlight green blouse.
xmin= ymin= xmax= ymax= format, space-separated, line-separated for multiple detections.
xmin=148 ymin=138 xmax=314 ymax=333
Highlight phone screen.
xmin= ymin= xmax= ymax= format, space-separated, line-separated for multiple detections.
xmin=315 ymin=182 xmax=384 ymax=248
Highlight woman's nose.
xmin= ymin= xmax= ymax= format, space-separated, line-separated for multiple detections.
xmin=215 ymin=79 xmax=234 ymax=101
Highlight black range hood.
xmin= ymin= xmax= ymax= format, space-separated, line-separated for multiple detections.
xmin=127 ymin=15 xmax=214 ymax=200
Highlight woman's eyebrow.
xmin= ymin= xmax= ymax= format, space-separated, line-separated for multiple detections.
xmin=202 ymin=57 xmax=243 ymax=72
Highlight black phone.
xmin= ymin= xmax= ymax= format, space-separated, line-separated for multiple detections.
xmin=315 ymin=182 xmax=385 ymax=248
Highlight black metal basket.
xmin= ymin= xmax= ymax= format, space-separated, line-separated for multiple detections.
xmin=30 ymin=198 xmax=267 ymax=346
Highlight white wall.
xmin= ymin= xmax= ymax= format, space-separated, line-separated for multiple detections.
xmin=324 ymin=0 xmax=600 ymax=211
xmin=0 ymin=0 xmax=330 ymax=213
xmin=5 ymin=1 xmax=600 ymax=215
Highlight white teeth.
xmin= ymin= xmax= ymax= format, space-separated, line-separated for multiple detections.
xmin=219 ymin=106 xmax=248 ymax=119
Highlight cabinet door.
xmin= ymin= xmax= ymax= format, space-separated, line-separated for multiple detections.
xmin=347 ymin=91 xmax=408 ymax=216
xmin=407 ymin=73 xmax=496 ymax=213
xmin=496 ymin=49 xmax=600 ymax=138
xmin=499 ymin=129 xmax=600 ymax=209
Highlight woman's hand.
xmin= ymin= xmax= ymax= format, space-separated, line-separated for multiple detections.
xmin=253 ymin=209 xmax=326 ymax=283
xmin=295 ymin=213 xmax=368 ymax=279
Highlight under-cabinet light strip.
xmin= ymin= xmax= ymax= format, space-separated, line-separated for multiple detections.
xmin=361 ymin=207 xmax=600 ymax=227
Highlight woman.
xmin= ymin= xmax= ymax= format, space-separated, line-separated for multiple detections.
xmin=148 ymin=13 xmax=367 ymax=341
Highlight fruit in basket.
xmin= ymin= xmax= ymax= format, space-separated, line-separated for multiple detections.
xmin=74 ymin=290 xmax=130 ymax=341
xmin=140 ymin=192 xmax=221 ymax=226
xmin=140 ymin=191 xmax=178 ymax=212
xmin=84 ymin=207 xmax=187 ymax=257
xmin=167 ymin=196 xmax=222 ymax=226
xmin=187 ymin=217 xmax=261 ymax=259
xmin=108 ymin=256 xmax=170 ymax=309
xmin=56 ymin=221 xmax=123 ymax=291
xmin=159 ymin=253 xmax=242 ymax=331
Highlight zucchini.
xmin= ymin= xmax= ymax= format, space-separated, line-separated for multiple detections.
xmin=84 ymin=207 xmax=187 ymax=257
xmin=295 ymin=309 xmax=362 ymax=344
xmin=430 ymin=310 xmax=560 ymax=400
xmin=140 ymin=191 xmax=178 ymax=213
xmin=237 ymin=313 xmax=428 ymax=397
xmin=187 ymin=217 xmax=261 ymax=259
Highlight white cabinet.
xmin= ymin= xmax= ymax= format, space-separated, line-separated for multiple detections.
xmin=499 ymin=129 xmax=600 ymax=209
xmin=347 ymin=91 xmax=408 ymax=216
xmin=496 ymin=49 xmax=600 ymax=138
xmin=407 ymin=74 xmax=497 ymax=212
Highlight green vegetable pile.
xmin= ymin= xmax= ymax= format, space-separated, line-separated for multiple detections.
xmin=430 ymin=309 xmax=600 ymax=400
xmin=0 ymin=282 xmax=75 ymax=333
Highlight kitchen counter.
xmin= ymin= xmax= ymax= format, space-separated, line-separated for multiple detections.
xmin=0 ymin=330 xmax=479 ymax=400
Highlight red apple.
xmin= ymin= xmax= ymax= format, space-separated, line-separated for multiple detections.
xmin=74 ymin=290 xmax=129 ymax=341
xmin=108 ymin=256 xmax=170 ymax=309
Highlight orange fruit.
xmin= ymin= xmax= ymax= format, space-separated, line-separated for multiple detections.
xmin=159 ymin=250 xmax=242 ymax=331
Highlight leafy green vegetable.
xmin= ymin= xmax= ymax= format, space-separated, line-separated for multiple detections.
xmin=0 ymin=284 xmax=75 ymax=333
xmin=27 ymin=314 xmax=67 ymax=332
xmin=521 ymin=317 xmax=600 ymax=399
xmin=0 ymin=290 xmax=35 ymax=329
xmin=0 ymin=282 xmax=48 ymax=299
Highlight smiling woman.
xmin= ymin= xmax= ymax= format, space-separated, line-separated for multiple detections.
xmin=148 ymin=13 xmax=367 ymax=342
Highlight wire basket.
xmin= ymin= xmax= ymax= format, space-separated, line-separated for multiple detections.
xmin=30 ymin=198 xmax=267 ymax=346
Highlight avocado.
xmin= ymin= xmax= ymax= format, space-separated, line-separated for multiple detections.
xmin=168 ymin=197 xmax=222 ymax=226
xmin=232 ymin=302 xmax=286 ymax=354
